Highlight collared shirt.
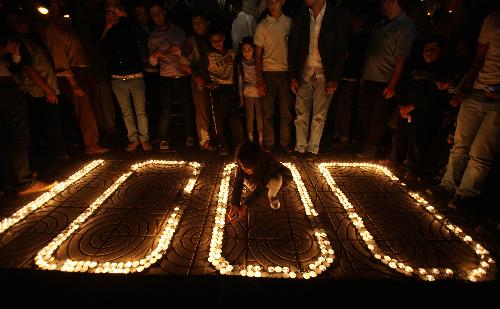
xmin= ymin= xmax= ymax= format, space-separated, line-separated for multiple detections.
xmin=474 ymin=11 xmax=500 ymax=91
xmin=362 ymin=12 xmax=416 ymax=83
xmin=148 ymin=23 xmax=187 ymax=78
xmin=231 ymin=11 xmax=256 ymax=51
xmin=253 ymin=13 xmax=291 ymax=72
xmin=303 ymin=3 xmax=326 ymax=81
xmin=39 ymin=15 xmax=89 ymax=77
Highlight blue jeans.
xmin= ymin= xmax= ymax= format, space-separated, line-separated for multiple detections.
xmin=441 ymin=91 xmax=500 ymax=197
xmin=294 ymin=77 xmax=333 ymax=154
xmin=111 ymin=78 xmax=149 ymax=142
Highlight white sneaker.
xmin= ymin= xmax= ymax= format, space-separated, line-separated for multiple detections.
xmin=159 ymin=141 xmax=170 ymax=151
xmin=269 ymin=196 xmax=280 ymax=210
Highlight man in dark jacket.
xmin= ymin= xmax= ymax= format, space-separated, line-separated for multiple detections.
xmin=288 ymin=0 xmax=350 ymax=155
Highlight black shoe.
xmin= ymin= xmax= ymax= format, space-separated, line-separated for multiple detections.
xmin=425 ymin=185 xmax=452 ymax=201
xmin=279 ymin=145 xmax=293 ymax=154
xmin=448 ymin=194 xmax=472 ymax=211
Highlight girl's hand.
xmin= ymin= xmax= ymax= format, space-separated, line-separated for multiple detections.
xmin=1 ymin=39 xmax=20 ymax=56
xmin=45 ymin=87 xmax=59 ymax=104
xmin=206 ymin=82 xmax=219 ymax=90
xmin=228 ymin=204 xmax=246 ymax=222
xmin=399 ymin=104 xmax=414 ymax=118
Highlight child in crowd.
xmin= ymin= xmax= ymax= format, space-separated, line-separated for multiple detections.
xmin=391 ymin=36 xmax=451 ymax=181
xmin=228 ymin=141 xmax=293 ymax=222
xmin=206 ymin=26 xmax=243 ymax=155
xmin=238 ymin=37 xmax=263 ymax=146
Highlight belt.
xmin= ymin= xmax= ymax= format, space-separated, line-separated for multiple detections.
xmin=111 ymin=73 xmax=144 ymax=80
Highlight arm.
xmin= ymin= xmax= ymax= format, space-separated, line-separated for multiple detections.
xmin=383 ymin=56 xmax=407 ymax=99
xmin=24 ymin=66 xmax=58 ymax=104
xmin=288 ymin=17 xmax=300 ymax=94
xmin=231 ymin=168 xmax=245 ymax=207
xmin=254 ymin=45 xmax=266 ymax=95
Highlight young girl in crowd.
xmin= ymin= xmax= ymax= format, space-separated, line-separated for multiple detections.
xmin=238 ymin=37 xmax=263 ymax=146
xmin=206 ymin=26 xmax=243 ymax=155
xmin=228 ymin=141 xmax=293 ymax=222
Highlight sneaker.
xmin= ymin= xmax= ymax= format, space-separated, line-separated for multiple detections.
xmin=186 ymin=137 xmax=195 ymax=147
xmin=18 ymin=181 xmax=57 ymax=196
xmin=269 ymin=196 xmax=281 ymax=210
xmin=159 ymin=141 xmax=170 ymax=151
xmin=126 ymin=141 xmax=141 ymax=152
xmin=219 ymin=147 xmax=229 ymax=156
xmin=141 ymin=141 xmax=152 ymax=151
xmin=85 ymin=146 xmax=110 ymax=155
xmin=200 ymin=141 xmax=216 ymax=151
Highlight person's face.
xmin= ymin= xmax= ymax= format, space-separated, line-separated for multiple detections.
xmin=242 ymin=44 xmax=254 ymax=61
xmin=210 ymin=33 xmax=225 ymax=51
xmin=192 ymin=16 xmax=208 ymax=35
xmin=381 ymin=0 xmax=395 ymax=18
xmin=133 ymin=6 xmax=149 ymax=25
xmin=423 ymin=42 xmax=441 ymax=64
xmin=149 ymin=5 xmax=166 ymax=27
xmin=267 ymin=0 xmax=284 ymax=17
xmin=304 ymin=0 xmax=319 ymax=8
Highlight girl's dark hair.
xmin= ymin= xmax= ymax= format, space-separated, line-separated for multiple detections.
xmin=235 ymin=141 xmax=260 ymax=169
xmin=238 ymin=36 xmax=254 ymax=56
xmin=208 ymin=24 xmax=225 ymax=38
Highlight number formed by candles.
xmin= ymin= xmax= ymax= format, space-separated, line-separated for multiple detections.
xmin=318 ymin=162 xmax=496 ymax=282
xmin=208 ymin=163 xmax=335 ymax=279
xmin=35 ymin=160 xmax=201 ymax=273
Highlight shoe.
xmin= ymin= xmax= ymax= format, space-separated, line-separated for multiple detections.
xmin=18 ymin=181 xmax=57 ymax=196
xmin=448 ymin=194 xmax=472 ymax=211
xmin=126 ymin=141 xmax=141 ymax=152
xmin=262 ymin=145 xmax=273 ymax=153
xmin=186 ymin=137 xmax=195 ymax=147
xmin=280 ymin=145 xmax=293 ymax=154
xmin=269 ymin=196 xmax=281 ymax=210
xmin=200 ymin=141 xmax=216 ymax=151
xmin=85 ymin=146 xmax=110 ymax=155
xmin=425 ymin=185 xmax=452 ymax=201
xmin=159 ymin=141 xmax=170 ymax=151
xmin=141 ymin=141 xmax=152 ymax=151
xmin=219 ymin=147 xmax=229 ymax=156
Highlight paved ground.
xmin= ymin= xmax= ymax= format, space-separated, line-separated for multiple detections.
xmin=0 ymin=148 xmax=499 ymax=306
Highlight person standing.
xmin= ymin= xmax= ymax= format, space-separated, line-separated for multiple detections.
xmin=181 ymin=10 xmax=216 ymax=151
xmin=427 ymin=11 xmax=500 ymax=209
xmin=254 ymin=0 xmax=293 ymax=153
xmin=148 ymin=1 xmax=194 ymax=151
xmin=358 ymin=0 xmax=416 ymax=159
xmin=101 ymin=3 xmax=151 ymax=152
xmin=39 ymin=0 xmax=109 ymax=155
xmin=288 ymin=0 xmax=350 ymax=156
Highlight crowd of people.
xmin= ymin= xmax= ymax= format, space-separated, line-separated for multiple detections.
xmin=1 ymin=0 xmax=499 ymax=213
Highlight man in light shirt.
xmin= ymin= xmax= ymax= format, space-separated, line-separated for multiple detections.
xmin=254 ymin=0 xmax=293 ymax=153
xmin=288 ymin=0 xmax=349 ymax=156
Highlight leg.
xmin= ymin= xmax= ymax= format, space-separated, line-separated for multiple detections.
xmin=245 ymin=97 xmax=256 ymax=141
xmin=254 ymin=97 xmax=264 ymax=145
xmin=294 ymin=80 xmax=314 ymax=153
xmin=192 ymin=80 xmax=211 ymax=144
xmin=94 ymin=80 xmax=117 ymax=134
xmin=42 ymin=97 xmax=67 ymax=155
xmin=267 ymin=173 xmax=283 ymax=209
xmin=111 ymin=79 xmax=139 ymax=142
xmin=441 ymin=94 xmax=485 ymax=192
xmin=0 ymin=88 xmax=33 ymax=188
xmin=157 ymin=77 xmax=174 ymax=141
xmin=175 ymin=77 xmax=194 ymax=139
xmin=456 ymin=96 xmax=500 ymax=197
xmin=129 ymin=78 xmax=149 ymax=142
xmin=262 ymin=72 xmax=277 ymax=146
xmin=211 ymin=88 xmax=226 ymax=148
xmin=277 ymin=73 xmax=293 ymax=147
xmin=59 ymin=72 xmax=100 ymax=150
xmin=334 ymin=80 xmax=353 ymax=142
xmin=308 ymin=79 xmax=333 ymax=154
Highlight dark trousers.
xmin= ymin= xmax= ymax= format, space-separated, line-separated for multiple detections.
xmin=58 ymin=66 xmax=100 ymax=149
xmin=158 ymin=76 xmax=193 ymax=140
xmin=27 ymin=97 xmax=66 ymax=155
xmin=210 ymin=85 xmax=243 ymax=148
xmin=359 ymin=81 xmax=395 ymax=149
xmin=391 ymin=111 xmax=441 ymax=176
xmin=332 ymin=80 xmax=359 ymax=142
xmin=262 ymin=71 xmax=293 ymax=147
xmin=0 ymin=83 xmax=33 ymax=189
xmin=144 ymin=72 xmax=161 ymax=138
xmin=191 ymin=79 xmax=211 ymax=144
